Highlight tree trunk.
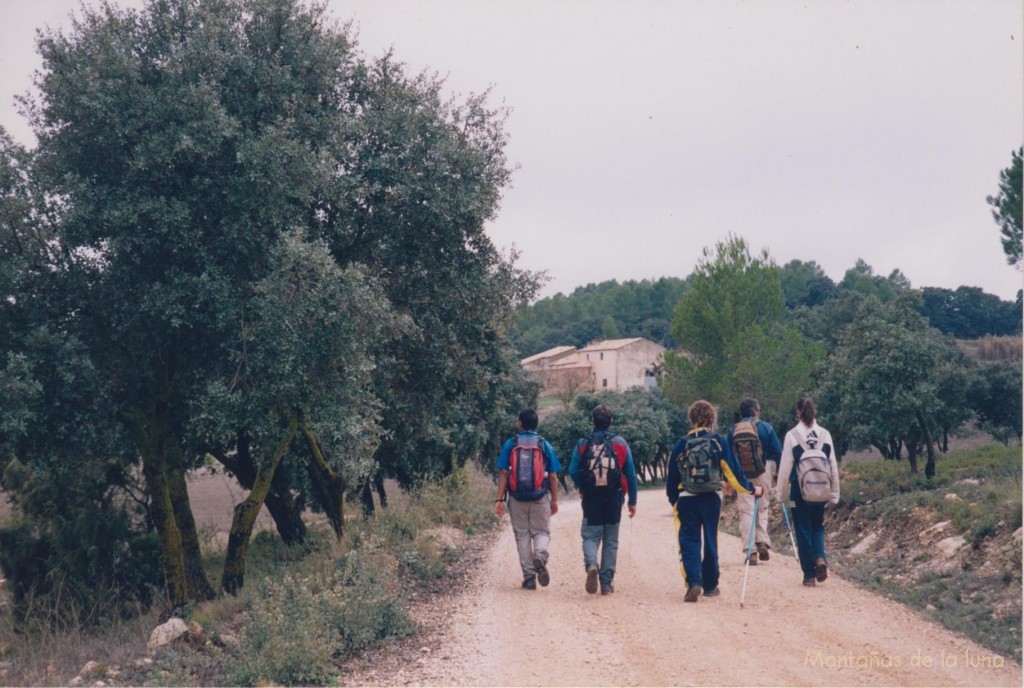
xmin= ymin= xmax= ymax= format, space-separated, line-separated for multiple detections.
xmin=212 ymin=438 xmax=307 ymax=545
xmin=916 ymin=410 xmax=938 ymax=478
xmin=222 ymin=416 xmax=298 ymax=595
xmin=167 ymin=462 xmax=215 ymax=602
xmin=140 ymin=453 xmax=189 ymax=609
xmin=131 ymin=413 xmax=213 ymax=609
xmin=373 ymin=472 xmax=388 ymax=509
xmin=906 ymin=442 xmax=919 ymax=474
xmin=360 ymin=479 xmax=376 ymax=516
xmin=302 ymin=425 xmax=346 ymax=540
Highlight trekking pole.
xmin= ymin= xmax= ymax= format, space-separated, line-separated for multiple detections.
xmin=780 ymin=500 xmax=798 ymax=556
xmin=740 ymin=494 xmax=759 ymax=609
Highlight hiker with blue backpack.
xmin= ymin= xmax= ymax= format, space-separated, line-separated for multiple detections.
xmin=667 ymin=400 xmax=764 ymax=602
xmin=727 ymin=397 xmax=783 ymax=566
xmin=775 ymin=397 xmax=840 ymax=587
xmin=569 ymin=404 xmax=638 ymax=595
xmin=495 ymin=409 xmax=561 ymax=590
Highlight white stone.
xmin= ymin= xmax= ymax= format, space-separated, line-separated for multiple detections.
xmin=936 ymin=535 xmax=967 ymax=558
xmin=850 ymin=532 xmax=878 ymax=555
xmin=80 ymin=661 xmax=102 ymax=678
xmin=67 ymin=678 xmax=84 ymax=687
xmin=944 ymin=493 xmax=962 ymax=502
xmin=147 ymin=617 xmax=189 ymax=652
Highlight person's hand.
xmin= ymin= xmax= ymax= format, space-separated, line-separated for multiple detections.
xmin=753 ymin=485 xmax=764 ymax=498
xmin=550 ymin=500 xmax=559 ymax=516
xmin=495 ymin=500 xmax=505 ymax=518
xmin=628 ymin=504 xmax=637 ymax=518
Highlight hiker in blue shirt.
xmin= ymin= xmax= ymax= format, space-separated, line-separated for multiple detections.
xmin=569 ymin=404 xmax=639 ymax=595
xmin=667 ymin=399 xmax=763 ymax=602
xmin=727 ymin=397 xmax=783 ymax=565
xmin=495 ymin=409 xmax=561 ymax=590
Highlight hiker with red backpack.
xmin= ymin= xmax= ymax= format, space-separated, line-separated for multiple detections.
xmin=569 ymin=404 xmax=638 ymax=595
xmin=775 ymin=397 xmax=840 ymax=587
xmin=667 ymin=400 xmax=764 ymax=602
xmin=495 ymin=409 xmax=561 ymax=590
xmin=726 ymin=398 xmax=782 ymax=565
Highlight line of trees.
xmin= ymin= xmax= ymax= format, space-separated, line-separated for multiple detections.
xmin=0 ymin=0 xmax=539 ymax=621
xmin=534 ymin=230 xmax=1021 ymax=483
xmin=515 ymin=256 xmax=1020 ymax=359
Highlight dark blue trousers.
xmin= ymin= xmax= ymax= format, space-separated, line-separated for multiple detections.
xmin=675 ymin=492 xmax=721 ymax=590
xmin=792 ymin=500 xmax=827 ymax=579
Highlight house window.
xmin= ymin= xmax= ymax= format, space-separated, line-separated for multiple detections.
xmin=602 ymin=378 xmax=608 ymax=388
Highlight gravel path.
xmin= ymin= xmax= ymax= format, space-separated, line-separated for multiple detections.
xmin=338 ymin=492 xmax=1021 ymax=687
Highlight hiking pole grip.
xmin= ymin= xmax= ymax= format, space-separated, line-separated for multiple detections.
xmin=740 ymin=494 xmax=759 ymax=608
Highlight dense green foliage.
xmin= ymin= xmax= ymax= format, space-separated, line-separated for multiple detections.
xmin=0 ymin=0 xmax=536 ymax=616
xmin=661 ymin=236 xmax=824 ymax=426
xmin=987 ymin=147 xmax=1023 ymax=267
xmin=513 ymin=277 xmax=688 ymax=355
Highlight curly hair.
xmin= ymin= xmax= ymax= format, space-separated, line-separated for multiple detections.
xmin=687 ymin=399 xmax=717 ymax=429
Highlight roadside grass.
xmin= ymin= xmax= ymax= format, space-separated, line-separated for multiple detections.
xmin=0 ymin=463 xmax=498 ymax=687
xmin=834 ymin=443 xmax=1022 ymax=662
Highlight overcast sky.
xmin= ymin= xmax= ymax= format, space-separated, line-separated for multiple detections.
xmin=2 ymin=0 xmax=1022 ymax=301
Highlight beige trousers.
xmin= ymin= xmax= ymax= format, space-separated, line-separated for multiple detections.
xmin=738 ymin=462 xmax=774 ymax=551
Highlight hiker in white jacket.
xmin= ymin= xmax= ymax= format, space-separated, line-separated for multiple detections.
xmin=776 ymin=397 xmax=840 ymax=587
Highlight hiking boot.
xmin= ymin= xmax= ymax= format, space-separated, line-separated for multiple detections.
xmin=534 ymin=558 xmax=550 ymax=587
xmin=803 ymin=577 xmax=816 ymax=587
xmin=747 ymin=551 xmax=758 ymax=566
xmin=703 ymin=587 xmax=720 ymax=597
xmin=522 ymin=576 xmax=537 ymax=590
xmin=757 ymin=543 xmax=770 ymax=561
xmin=585 ymin=564 xmax=599 ymax=594
xmin=600 ymin=584 xmax=614 ymax=595
xmin=815 ymin=557 xmax=828 ymax=582
xmin=684 ymin=585 xmax=702 ymax=602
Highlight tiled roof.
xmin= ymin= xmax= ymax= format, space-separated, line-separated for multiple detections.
xmin=520 ymin=345 xmax=577 ymax=366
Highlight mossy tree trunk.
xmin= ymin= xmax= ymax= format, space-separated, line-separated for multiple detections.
xmin=221 ymin=416 xmax=299 ymax=595
xmin=211 ymin=433 xmax=307 ymax=545
xmin=133 ymin=412 xmax=214 ymax=608
xmin=302 ymin=425 xmax=345 ymax=540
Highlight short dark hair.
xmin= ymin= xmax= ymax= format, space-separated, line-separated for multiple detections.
xmin=591 ymin=404 xmax=612 ymax=430
xmin=739 ymin=398 xmax=760 ymax=419
xmin=519 ymin=409 xmax=539 ymax=431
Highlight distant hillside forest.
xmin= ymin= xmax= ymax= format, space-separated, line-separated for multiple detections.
xmin=513 ymin=258 xmax=1022 ymax=357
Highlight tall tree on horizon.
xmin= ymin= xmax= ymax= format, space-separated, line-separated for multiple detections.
xmin=987 ymin=147 xmax=1023 ymax=268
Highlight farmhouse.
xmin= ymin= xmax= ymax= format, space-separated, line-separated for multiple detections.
xmin=521 ymin=338 xmax=665 ymax=396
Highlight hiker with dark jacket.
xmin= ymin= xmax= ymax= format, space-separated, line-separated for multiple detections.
xmin=726 ymin=397 xmax=783 ymax=565
xmin=776 ymin=397 xmax=840 ymax=587
xmin=495 ymin=409 xmax=561 ymax=590
xmin=569 ymin=404 xmax=638 ymax=595
xmin=667 ymin=400 xmax=763 ymax=602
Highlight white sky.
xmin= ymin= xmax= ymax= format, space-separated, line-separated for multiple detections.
xmin=2 ymin=0 xmax=1022 ymax=301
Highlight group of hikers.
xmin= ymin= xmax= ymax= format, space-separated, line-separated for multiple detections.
xmin=493 ymin=396 xmax=841 ymax=600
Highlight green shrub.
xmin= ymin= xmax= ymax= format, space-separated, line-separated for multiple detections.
xmin=225 ymin=575 xmax=341 ymax=687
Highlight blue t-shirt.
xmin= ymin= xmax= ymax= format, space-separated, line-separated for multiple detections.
xmin=496 ymin=431 xmax=561 ymax=473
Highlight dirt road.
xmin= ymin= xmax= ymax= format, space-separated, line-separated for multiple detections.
xmin=342 ymin=492 xmax=1020 ymax=687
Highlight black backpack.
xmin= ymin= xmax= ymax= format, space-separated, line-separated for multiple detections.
xmin=582 ymin=432 xmax=621 ymax=494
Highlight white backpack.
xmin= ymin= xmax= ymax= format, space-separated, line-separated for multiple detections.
xmin=793 ymin=428 xmax=832 ymax=503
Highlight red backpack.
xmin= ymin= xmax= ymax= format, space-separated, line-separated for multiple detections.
xmin=509 ymin=435 xmax=547 ymax=501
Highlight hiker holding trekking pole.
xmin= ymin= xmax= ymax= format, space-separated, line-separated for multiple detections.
xmin=775 ymin=397 xmax=840 ymax=587
xmin=727 ymin=398 xmax=782 ymax=565
xmin=667 ymin=400 xmax=763 ymax=603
